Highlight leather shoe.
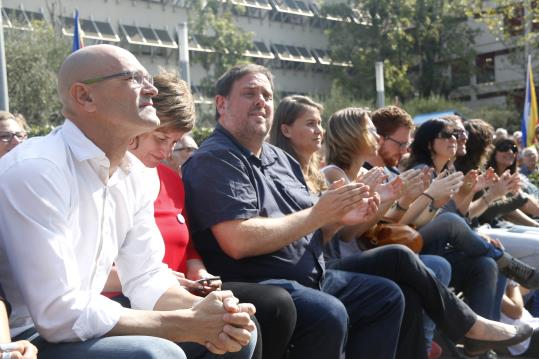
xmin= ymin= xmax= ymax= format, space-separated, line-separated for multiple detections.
xmin=463 ymin=323 xmax=532 ymax=356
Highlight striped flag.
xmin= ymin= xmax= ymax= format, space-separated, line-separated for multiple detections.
xmin=521 ymin=55 xmax=538 ymax=147
xmin=72 ymin=10 xmax=84 ymax=52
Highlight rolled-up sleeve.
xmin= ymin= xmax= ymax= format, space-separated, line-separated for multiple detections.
xmin=115 ymin=169 xmax=178 ymax=310
xmin=0 ymin=160 xmax=125 ymax=342
xmin=183 ymin=150 xmax=260 ymax=233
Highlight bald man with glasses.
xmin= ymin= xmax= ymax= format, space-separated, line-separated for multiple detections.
xmin=0 ymin=45 xmax=256 ymax=359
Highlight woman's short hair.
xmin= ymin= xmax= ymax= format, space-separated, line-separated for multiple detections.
xmin=325 ymin=107 xmax=375 ymax=171
xmin=0 ymin=111 xmax=17 ymax=123
xmin=152 ymin=70 xmax=196 ymax=133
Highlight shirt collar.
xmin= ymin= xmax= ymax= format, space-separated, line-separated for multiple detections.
xmin=60 ymin=119 xmax=134 ymax=175
xmin=215 ymin=124 xmax=277 ymax=167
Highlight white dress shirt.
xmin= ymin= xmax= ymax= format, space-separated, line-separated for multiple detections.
xmin=0 ymin=120 xmax=177 ymax=342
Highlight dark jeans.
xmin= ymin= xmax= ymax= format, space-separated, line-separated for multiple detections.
xmin=444 ymin=252 xmax=505 ymax=321
xmin=17 ymin=331 xmax=256 ymax=359
xmin=420 ymin=212 xmax=502 ymax=259
xmin=327 ymin=244 xmax=477 ymax=359
xmin=261 ymin=269 xmax=405 ymax=359
xmin=222 ymin=282 xmax=296 ymax=359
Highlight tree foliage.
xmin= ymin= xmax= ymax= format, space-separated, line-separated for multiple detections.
xmin=5 ymin=21 xmax=70 ymax=128
xmin=186 ymin=0 xmax=254 ymax=91
xmin=469 ymin=0 xmax=539 ymax=71
xmin=324 ymin=0 xmax=477 ymax=102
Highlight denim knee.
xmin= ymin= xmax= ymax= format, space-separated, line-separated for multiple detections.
xmin=316 ymin=292 xmax=349 ymax=337
xmin=476 ymin=256 xmax=498 ymax=278
xmin=124 ymin=337 xmax=186 ymax=359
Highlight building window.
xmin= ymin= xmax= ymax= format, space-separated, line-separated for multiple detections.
xmin=312 ymin=48 xmax=351 ymax=67
xmin=62 ymin=16 xmax=120 ymax=43
xmin=120 ymin=24 xmax=177 ymax=48
xmin=244 ymin=41 xmax=275 ymax=59
xmin=476 ymin=53 xmax=495 ymax=84
xmin=271 ymin=43 xmax=316 ymax=63
xmin=2 ymin=7 xmax=44 ymax=31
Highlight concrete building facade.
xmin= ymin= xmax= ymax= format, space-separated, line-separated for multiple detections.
xmin=2 ymin=0 xmax=358 ymax=105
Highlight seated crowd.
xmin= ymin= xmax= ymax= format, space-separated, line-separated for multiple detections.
xmin=1 ymin=44 xmax=539 ymax=359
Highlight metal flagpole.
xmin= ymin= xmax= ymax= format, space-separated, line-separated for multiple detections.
xmin=0 ymin=0 xmax=9 ymax=111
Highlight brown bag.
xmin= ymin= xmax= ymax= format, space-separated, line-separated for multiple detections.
xmin=360 ymin=223 xmax=423 ymax=253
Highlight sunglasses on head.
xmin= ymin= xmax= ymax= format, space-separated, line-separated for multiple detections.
xmin=497 ymin=143 xmax=518 ymax=153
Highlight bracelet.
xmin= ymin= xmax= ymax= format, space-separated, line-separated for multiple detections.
xmin=395 ymin=201 xmax=408 ymax=211
xmin=420 ymin=192 xmax=435 ymax=203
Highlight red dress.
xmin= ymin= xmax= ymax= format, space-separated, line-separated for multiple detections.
xmin=154 ymin=163 xmax=201 ymax=273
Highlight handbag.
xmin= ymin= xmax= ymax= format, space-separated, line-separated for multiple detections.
xmin=359 ymin=222 xmax=423 ymax=253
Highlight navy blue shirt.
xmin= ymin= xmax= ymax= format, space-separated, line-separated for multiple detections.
xmin=182 ymin=125 xmax=325 ymax=288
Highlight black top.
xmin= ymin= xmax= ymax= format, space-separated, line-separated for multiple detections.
xmin=183 ymin=124 xmax=325 ymax=288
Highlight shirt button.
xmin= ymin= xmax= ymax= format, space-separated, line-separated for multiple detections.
xmin=177 ymin=213 xmax=185 ymax=224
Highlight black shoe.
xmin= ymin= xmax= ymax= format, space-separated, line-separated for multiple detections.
xmin=497 ymin=252 xmax=539 ymax=289
xmin=463 ymin=323 xmax=532 ymax=356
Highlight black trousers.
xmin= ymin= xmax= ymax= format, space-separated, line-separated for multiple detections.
xmin=327 ymin=244 xmax=477 ymax=359
xmin=223 ymin=282 xmax=297 ymax=359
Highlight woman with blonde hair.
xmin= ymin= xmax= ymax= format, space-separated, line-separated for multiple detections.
xmin=271 ymin=103 xmax=533 ymax=358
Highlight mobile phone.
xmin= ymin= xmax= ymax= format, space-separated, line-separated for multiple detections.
xmin=196 ymin=276 xmax=221 ymax=284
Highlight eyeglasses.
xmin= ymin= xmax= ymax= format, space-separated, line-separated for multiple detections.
xmin=81 ymin=71 xmax=153 ymax=87
xmin=0 ymin=131 xmax=27 ymax=143
xmin=497 ymin=143 xmax=518 ymax=153
xmin=385 ymin=136 xmax=410 ymax=150
xmin=437 ymin=130 xmax=459 ymax=140
xmin=455 ymin=129 xmax=468 ymax=140
xmin=173 ymin=146 xmax=197 ymax=153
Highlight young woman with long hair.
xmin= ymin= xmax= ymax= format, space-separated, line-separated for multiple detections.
xmin=270 ymin=102 xmax=533 ymax=359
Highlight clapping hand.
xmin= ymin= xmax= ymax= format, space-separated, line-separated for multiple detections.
xmin=425 ymin=170 xmax=464 ymax=200
xmin=372 ymin=176 xmax=403 ymax=203
xmin=474 ymin=168 xmax=497 ymax=193
xmin=356 ymin=167 xmax=387 ymax=196
xmin=398 ymin=169 xmax=425 ymax=204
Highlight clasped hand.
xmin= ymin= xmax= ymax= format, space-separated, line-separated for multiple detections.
xmin=191 ymin=290 xmax=256 ymax=355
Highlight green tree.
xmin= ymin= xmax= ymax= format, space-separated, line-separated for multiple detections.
xmin=187 ymin=0 xmax=254 ymax=90
xmin=324 ymin=0 xmax=477 ymax=102
xmin=469 ymin=0 xmax=539 ymax=71
xmin=5 ymin=21 xmax=70 ymax=128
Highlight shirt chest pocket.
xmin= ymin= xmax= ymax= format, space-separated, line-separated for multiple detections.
xmin=270 ymin=175 xmax=314 ymax=211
